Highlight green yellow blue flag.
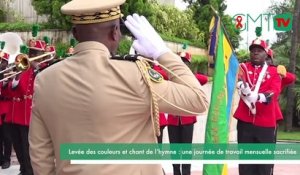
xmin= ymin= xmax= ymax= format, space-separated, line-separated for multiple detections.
xmin=203 ymin=15 xmax=239 ymax=175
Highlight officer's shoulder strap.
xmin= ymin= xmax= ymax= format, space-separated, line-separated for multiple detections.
xmin=110 ymin=54 xmax=140 ymax=62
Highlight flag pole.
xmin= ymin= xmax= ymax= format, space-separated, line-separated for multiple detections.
xmin=210 ymin=5 xmax=237 ymax=55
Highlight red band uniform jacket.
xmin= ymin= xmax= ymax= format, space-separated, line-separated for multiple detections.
xmin=168 ymin=73 xmax=208 ymax=126
xmin=2 ymin=81 xmax=13 ymax=123
xmin=8 ymin=68 xmax=35 ymax=126
xmin=234 ymin=62 xmax=281 ymax=127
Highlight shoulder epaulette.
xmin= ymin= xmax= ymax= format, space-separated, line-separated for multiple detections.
xmin=110 ymin=54 xmax=140 ymax=62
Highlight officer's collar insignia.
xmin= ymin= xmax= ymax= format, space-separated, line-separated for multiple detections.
xmin=148 ymin=68 xmax=163 ymax=83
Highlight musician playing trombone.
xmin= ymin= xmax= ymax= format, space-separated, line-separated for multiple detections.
xmin=9 ymin=36 xmax=48 ymax=175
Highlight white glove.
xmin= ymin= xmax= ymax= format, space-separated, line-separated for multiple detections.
xmin=237 ymin=81 xmax=248 ymax=89
xmin=12 ymin=78 xmax=20 ymax=89
xmin=245 ymin=92 xmax=266 ymax=103
xmin=245 ymin=92 xmax=258 ymax=103
xmin=237 ymin=81 xmax=251 ymax=96
xmin=124 ymin=14 xmax=170 ymax=60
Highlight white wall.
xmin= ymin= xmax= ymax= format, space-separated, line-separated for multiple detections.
xmin=7 ymin=0 xmax=47 ymax=23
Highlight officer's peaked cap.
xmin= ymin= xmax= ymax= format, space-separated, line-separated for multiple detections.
xmin=61 ymin=0 xmax=126 ymax=24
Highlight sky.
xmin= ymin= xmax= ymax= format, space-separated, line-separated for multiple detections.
xmin=175 ymin=0 xmax=286 ymax=50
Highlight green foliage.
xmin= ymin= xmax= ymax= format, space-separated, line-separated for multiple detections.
xmin=183 ymin=0 xmax=241 ymax=49
xmin=122 ymin=0 xmax=152 ymax=18
xmin=236 ymin=49 xmax=249 ymax=63
xmin=55 ymin=42 xmax=69 ymax=58
xmin=150 ymin=4 xmax=205 ymax=46
xmin=0 ymin=22 xmax=66 ymax=31
xmin=269 ymin=0 xmax=300 ymax=129
xmin=268 ymin=0 xmax=295 ymax=17
xmin=161 ymin=34 xmax=206 ymax=48
xmin=0 ymin=22 xmax=34 ymax=31
xmin=277 ymin=128 xmax=300 ymax=140
xmin=272 ymin=38 xmax=300 ymax=116
xmin=192 ymin=54 xmax=208 ymax=64
xmin=272 ymin=40 xmax=292 ymax=66
xmin=121 ymin=0 xmax=206 ymax=48
xmin=0 ymin=9 xmax=5 ymax=22
xmin=117 ymin=38 xmax=133 ymax=55
xmin=190 ymin=55 xmax=208 ymax=74
xmin=31 ymin=0 xmax=72 ymax=30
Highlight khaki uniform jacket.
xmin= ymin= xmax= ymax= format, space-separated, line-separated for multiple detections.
xmin=29 ymin=41 xmax=208 ymax=175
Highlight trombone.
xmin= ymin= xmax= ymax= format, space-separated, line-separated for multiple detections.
xmin=0 ymin=51 xmax=55 ymax=83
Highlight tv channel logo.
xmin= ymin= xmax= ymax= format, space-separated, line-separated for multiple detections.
xmin=273 ymin=13 xmax=293 ymax=31
xmin=233 ymin=13 xmax=293 ymax=32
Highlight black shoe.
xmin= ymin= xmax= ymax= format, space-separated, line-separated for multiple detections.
xmin=1 ymin=161 xmax=10 ymax=169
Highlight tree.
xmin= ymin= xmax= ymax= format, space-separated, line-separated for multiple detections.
xmin=0 ymin=0 xmax=12 ymax=22
xmin=121 ymin=0 xmax=152 ymax=17
xmin=183 ymin=0 xmax=240 ymax=48
xmin=270 ymin=0 xmax=300 ymax=131
xmin=236 ymin=49 xmax=249 ymax=62
xmin=31 ymin=0 xmax=72 ymax=29
xmin=122 ymin=0 xmax=206 ymax=47
xmin=285 ymin=0 xmax=300 ymax=131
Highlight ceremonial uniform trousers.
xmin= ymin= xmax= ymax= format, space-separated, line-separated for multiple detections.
xmin=234 ymin=62 xmax=281 ymax=175
xmin=0 ymin=82 xmax=12 ymax=166
xmin=167 ymin=74 xmax=208 ymax=175
xmin=8 ymin=68 xmax=35 ymax=175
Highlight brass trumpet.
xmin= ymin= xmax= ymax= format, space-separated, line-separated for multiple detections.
xmin=15 ymin=51 xmax=55 ymax=71
xmin=0 ymin=51 xmax=55 ymax=83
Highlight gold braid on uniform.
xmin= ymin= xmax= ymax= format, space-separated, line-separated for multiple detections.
xmin=111 ymin=55 xmax=209 ymax=137
xmin=71 ymin=7 xmax=122 ymax=24
xmin=135 ymin=59 xmax=161 ymax=137
xmin=144 ymin=58 xmax=209 ymax=115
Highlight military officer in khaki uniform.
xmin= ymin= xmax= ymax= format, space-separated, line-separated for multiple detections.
xmin=29 ymin=0 xmax=208 ymax=175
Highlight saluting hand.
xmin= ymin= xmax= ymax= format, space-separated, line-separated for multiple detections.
xmin=124 ymin=14 xmax=170 ymax=60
